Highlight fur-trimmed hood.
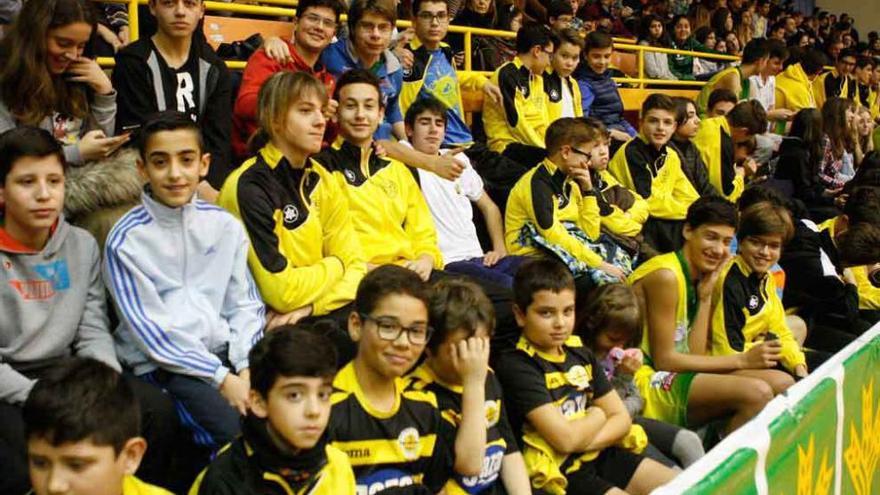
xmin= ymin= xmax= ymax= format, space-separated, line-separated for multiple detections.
xmin=64 ymin=148 xmax=144 ymax=219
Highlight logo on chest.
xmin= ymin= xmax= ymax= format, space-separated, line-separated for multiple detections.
xmin=282 ymin=204 xmax=300 ymax=225
xmin=748 ymin=295 xmax=760 ymax=310
xmin=548 ymin=88 xmax=561 ymax=102
xmin=343 ymin=169 xmax=358 ymax=184
xmin=397 ymin=427 xmax=421 ymax=460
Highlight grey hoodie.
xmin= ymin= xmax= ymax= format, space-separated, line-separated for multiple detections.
xmin=0 ymin=216 xmax=120 ymax=405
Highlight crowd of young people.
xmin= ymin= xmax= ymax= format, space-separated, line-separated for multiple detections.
xmin=2 ymin=1 xmax=880 ymax=495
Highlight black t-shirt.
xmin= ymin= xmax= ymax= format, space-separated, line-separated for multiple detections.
xmin=151 ymin=39 xmax=200 ymax=122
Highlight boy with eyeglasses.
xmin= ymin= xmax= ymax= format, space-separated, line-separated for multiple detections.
xmin=329 ymin=265 xmax=451 ymax=494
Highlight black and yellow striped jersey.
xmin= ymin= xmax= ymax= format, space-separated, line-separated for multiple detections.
xmin=406 ymin=365 xmax=519 ymax=495
xmin=329 ymin=362 xmax=451 ymax=494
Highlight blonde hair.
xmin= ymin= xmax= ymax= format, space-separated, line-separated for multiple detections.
xmin=251 ymin=71 xmax=328 ymax=152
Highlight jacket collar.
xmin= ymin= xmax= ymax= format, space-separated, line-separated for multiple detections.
xmin=343 ymin=36 xmax=401 ymax=75
xmin=140 ymin=185 xmax=198 ymax=227
xmin=242 ymin=415 xmax=329 ymax=490
xmin=284 ymin=39 xmax=328 ymax=74
xmin=0 ymin=215 xmax=67 ymax=256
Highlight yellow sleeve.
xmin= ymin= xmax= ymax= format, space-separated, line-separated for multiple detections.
xmin=459 ymin=71 xmax=488 ymax=92
xmin=608 ymin=143 xmax=690 ymax=220
xmin=402 ymin=165 xmax=444 ymax=268
xmin=578 ymin=193 xmax=601 ymax=241
xmin=766 ymin=278 xmax=806 ymax=371
xmin=497 ymin=67 xmax=546 ymax=148
xmin=311 ymin=168 xmax=367 ymax=315
xmin=853 ymin=265 xmax=880 ymax=310
xmin=599 ymin=173 xmax=648 ymax=237
xmin=530 ymin=190 xmax=603 ymax=267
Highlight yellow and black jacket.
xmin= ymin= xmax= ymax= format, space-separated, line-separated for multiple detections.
xmin=692 ymin=116 xmax=744 ymax=202
xmin=504 ymin=158 xmax=602 ymax=267
xmin=329 ymin=362 xmax=451 ymax=494
xmin=543 ymin=67 xmax=583 ymax=122
xmin=218 ymin=143 xmax=366 ymax=315
xmin=710 ymin=256 xmax=806 ymax=373
xmin=400 ymin=39 xmax=487 ymax=147
xmin=406 ymin=365 xmax=519 ymax=495
xmin=852 ymin=265 xmax=880 ymax=310
xmin=123 ymin=476 xmax=173 ymax=495
xmin=482 ymin=56 xmax=550 ymax=153
xmin=593 ymin=169 xmax=649 ymax=238
xmin=188 ymin=416 xmax=356 ymax=495
xmin=812 ymin=69 xmax=856 ymax=110
xmin=313 ymin=138 xmax=444 ymax=268
xmin=608 ymin=136 xmax=698 ymax=221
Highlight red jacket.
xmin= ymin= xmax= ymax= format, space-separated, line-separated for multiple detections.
xmin=232 ymin=40 xmax=336 ymax=161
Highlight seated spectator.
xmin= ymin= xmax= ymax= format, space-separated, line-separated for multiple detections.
xmin=812 ymin=47 xmax=858 ymax=109
xmin=629 ymin=197 xmax=782 ymax=433
xmin=505 ymin=117 xmax=630 ymax=287
xmin=774 ymin=49 xmax=826 ymax=131
xmin=190 ymin=325 xmax=357 ymax=494
xmin=233 ymin=0 xmax=342 ymax=160
xmin=575 ymin=31 xmax=638 ymax=144
xmin=710 ymin=202 xmax=807 ymax=380
xmin=0 ymin=0 xmax=135 ymax=246
xmin=113 ymin=0 xmax=232 ymax=197
xmin=0 ymin=127 xmax=177 ymax=495
xmin=706 ymin=88 xmax=738 ymax=118
xmin=854 ymin=56 xmax=876 ymax=110
xmin=105 ymin=112 xmax=265 ymax=453
xmin=219 ymin=72 xmax=366 ymax=355
xmin=855 ymin=106 xmax=876 ymax=165
xmin=779 ymin=187 xmax=880 ymax=353
xmin=609 ymin=94 xmax=699 ymax=253
xmin=580 ymin=284 xmax=705 ymax=468
xmin=545 ymin=28 xmax=584 ymax=121
xmin=23 ymin=358 xmax=172 ymax=495
xmin=584 ymin=0 xmax=632 ymax=37
xmin=407 ymin=278 xmax=532 ymax=494
xmin=330 ymin=265 xmax=450 ymax=493
xmin=749 ymin=40 xmax=792 ymax=162
xmin=495 ymin=259 xmax=676 ymax=493
xmin=450 ymin=0 xmax=517 ymax=71
xmin=668 ymin=15 xmax=700 ymax=81
xmin=638 ymin=15 xmax=678 ymax=81
xmin=547 ymin=0 xmax=574 ymax=31
xmin=693 ymin=26 xmax=724 ymax=77
xmin=483 ymin=23 xmax=555 ymax=167
xmin=321 ymin=0 xmax=405 ymax=141
xmin=819 ymin=97 xmax=857 ymax=193
xmin=693 ymin=100 xmax=767 ymax=202
xmin=722 ymin=30 xmax=742 ymax=57
xmin=696 ymin=38 xmax=770 ymax=117
xmin=670 ymin=97 xmax=717 ymax=198
xmin=405 ymin=98 xmax=523 ymax=288
xmin=774 ymin=108 xmax=840 ymax=221
xmin=710 ymin=8 xmax=735 ymax=41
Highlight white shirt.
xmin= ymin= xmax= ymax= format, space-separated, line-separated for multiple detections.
xmin=560 ymin=81 xmax=576 ymax=118
xmin=415 ymin=149 xmax=486 ymax=263
xmin=749 ymin=74 xmax=775 ymax=112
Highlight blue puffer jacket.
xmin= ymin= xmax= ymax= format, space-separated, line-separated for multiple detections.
xmin=575 ymin=65 xmax=636 ymax=137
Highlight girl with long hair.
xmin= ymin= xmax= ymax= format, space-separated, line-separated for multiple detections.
xmin=638 ymin=15 xmax=677 ymax=80
xmin=820 ymin=97 xmax=857 ymax=190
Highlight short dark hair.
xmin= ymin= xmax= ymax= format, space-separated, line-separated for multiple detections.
xmin=856 ymin=56 xmax=876 ymax=70
xmin=672 ymin=96 xmax=696 ymax=126
xmin=355 ymin=264 xmax=431 ymax=316
xmin=137 ymin=110 xmax=203 ymax=159
xmin=404 ymin=96 xmax=448 ymax=129
xmin=585 ymin=31 xmax=613 ymax=52
xmin=516 ymin=22 xmax=554 ymax=54
xmin=426 ymin=278 xmax=495 ymax=353
xmin=742 ymin=38 xmax=770 ymax=64
xmin=838 ymin=48 xmax=858 ymax=62
xmin=513 ymin=258 xmax=575 ymax=311
xmin=738 ymin=202 xmax=795 ymax=243
xmin=0 ymin=127 xmax=66 ymax=184
xmin=842 ymin=187 xmax=880 ymax=227
xmin=837 ymin=222 xmax=880 ymax=267
xmin=545 ymin=117 xmax=601 ymax=155
xmin=23 ymin=358 xmax=139 ymax=454
xmin=348 ymin=0 xmax=396 ymax=40
xmin=800 ymin=49 xmax=828 ymax=75
xmin=766 ymin=39 xmax=789 ymax=60
xmin=685 ymin=195 xmax=738 ymax=229
xmin=412 ymin=0 xmax=447 ymax=15
xmin=333 ymin=68 xmax=384 ymax=107
xmin=249 ymin=323 xmax=339 ymax=397
xmin=727 ymin=100 xmax=769 ymax=136
xmin=555 ymin=27 xmax=584 ymax=51
xmin=708 ymin=88 xmax=738 ymax=111
xmin=642 ymin=93 xmax=677 ymax=115
xmin=548 ymin=0 xmax=574 ymax=19
xmin=297 ymin=0 xmax=345 ymax=21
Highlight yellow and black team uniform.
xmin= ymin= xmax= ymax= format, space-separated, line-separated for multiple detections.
xmin=406 ymin=365 xmax=520 ymax=495
xmin=695 ymin=66 xmax=747 ymax=117
xmin=812 ymin=69 xmax=856 ymax=109
xmin=853 ymin=265 xmax=880 ymax=311
xmin=628 ymin=251 xmax=699 ymax=427
xmin=543 ymin=67 xmax=584 ymax=122
xmin=329 ymin=363 xmax=451 ymax=495
xmin=504 ymin=159 xmax=603 ymax=267
xmin=188 ymin=416 xmax=356 ymax=495
xmin=608 ymin=136 xmax=698 ymax=252
xmin=495 ymin=335 xmax=648 ymax=495
xmin=312 ymin=138 xmax=444 ymax=269
xmin=592 ymin=169 xmax=649 ymax=239
xmin=122 ymin=476 xmax=173 ymax=495
xmin=710 ymin=256 xmax=807 ymax=374
xmin=692 ymin=116 xmax=744 ymax=202
xmin=482 ymin=57 xmax=549 ymax=159
xmin=218 ymin=143 xmax=366 ymax=315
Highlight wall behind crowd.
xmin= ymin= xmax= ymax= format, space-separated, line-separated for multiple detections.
xmin=816 ymin=0 xmax=880 ymax=35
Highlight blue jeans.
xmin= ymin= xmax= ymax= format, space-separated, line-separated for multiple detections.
xmin=444 ymin=255 xmax=526 ymax=289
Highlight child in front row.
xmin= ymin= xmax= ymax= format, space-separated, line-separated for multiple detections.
xmin=580 ymin=284 xmax=705 ymax=469
xmin=329 ymin=265 xmax=451 ymax=494
xmin=190 ymin=325 xmax=356 ymax=494
xmin=407 ymin=279 xmax=532 ymax=494
xmin=23 ymin=357 xmax=172 ymax=495
xmin=496 ymin=258 xmax=677 ymax=494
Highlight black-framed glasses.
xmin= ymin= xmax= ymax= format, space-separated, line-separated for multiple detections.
xmin=359 ymin=313 xmax=434 ymax=345
xmin=416 ymin=11 xmax=449 ymax=23
xmin=570 ymin=147 xmax=592 ymax=160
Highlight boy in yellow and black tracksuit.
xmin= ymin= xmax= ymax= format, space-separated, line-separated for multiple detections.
xmin=218 ymin=143 xmax=367 ymax=318
xmin=692 ymin=116 xmax=745 ymax=202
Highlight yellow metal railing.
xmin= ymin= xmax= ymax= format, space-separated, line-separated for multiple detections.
xmin=93 ymin=0 xmax=744 ymax=90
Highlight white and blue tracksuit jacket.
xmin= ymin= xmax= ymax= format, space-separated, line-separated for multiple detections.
xmin=103 ymin=190 xmax=265 ymax=387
